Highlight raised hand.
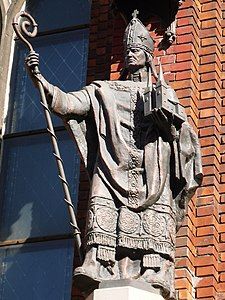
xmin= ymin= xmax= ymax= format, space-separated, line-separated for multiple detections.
xmin=25 ymin=51 xmax=39 ymax=71
xmin=25 ymin=51 xmax=41 ymax=88
xmin=25 ymin=51 xmax=51 ymax=96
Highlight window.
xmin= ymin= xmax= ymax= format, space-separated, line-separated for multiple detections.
xmin=0 ymin=240 xmax=74 ymax=300
xmin=0 ymin=0 xmax=91 ymax=298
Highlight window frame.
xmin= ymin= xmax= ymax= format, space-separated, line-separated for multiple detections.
xmin=1 ymin=1 xmax=91 ymax=246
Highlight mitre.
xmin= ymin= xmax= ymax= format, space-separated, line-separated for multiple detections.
xmin=124 ymin=10 xmax=154 ymax=54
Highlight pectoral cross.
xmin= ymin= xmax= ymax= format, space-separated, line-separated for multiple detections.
xmin=132 ymin=9 xmax=139 ymax=18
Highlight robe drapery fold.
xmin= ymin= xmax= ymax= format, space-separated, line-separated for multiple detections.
xmin=52 ymin=80 xmax=202 ymax=212
xmin=50 ymin=80 xmax=202 ymax=299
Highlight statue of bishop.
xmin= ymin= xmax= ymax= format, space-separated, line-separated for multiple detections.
xmin=26 ymin=12 xmax=202 ymax=300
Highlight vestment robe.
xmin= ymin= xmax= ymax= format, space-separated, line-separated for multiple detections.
xmin=50 ymin=80 xmax=202 ymax=298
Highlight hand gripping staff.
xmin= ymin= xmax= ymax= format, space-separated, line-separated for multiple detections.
xmin=12 ymin=11 xmax=83 ymax=264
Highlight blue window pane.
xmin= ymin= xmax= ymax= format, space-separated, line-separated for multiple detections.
xmin=26 ymin=0 xmax=91 ymax=32
xmin=0 ymin=131 xmax=80 ymax=241
xmin=7 ymin=29 xmax=89 ymax=134
xmin=0 ymin=239 xmax=74 ymax=300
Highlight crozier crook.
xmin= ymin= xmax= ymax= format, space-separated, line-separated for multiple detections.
xmin=12 ymin=11 xmax=83 ymax=264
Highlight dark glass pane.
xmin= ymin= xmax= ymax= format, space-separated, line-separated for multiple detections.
xmin=7 ymin=29 xmax=89 ymax=133
xmin=26 ymin=0 xmax=91 ymax=32
xmin=0 ymin=131 xmax=80 ymax=241
xmin=0 ymin=240 xmax=74 ymax=300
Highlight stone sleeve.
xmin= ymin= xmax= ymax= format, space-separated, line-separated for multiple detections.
xmin=50 ymin=86 xmax=91 ymax=116
xmin=37 ymin=73 xmax=92 ymax=117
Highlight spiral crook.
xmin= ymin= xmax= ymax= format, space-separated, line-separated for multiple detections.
xmin=12 ymin=11 xmax=38 ymax=52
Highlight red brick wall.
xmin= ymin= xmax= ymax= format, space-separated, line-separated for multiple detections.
xmin=173 ymin=2 xmax=200 ymax=299
xmin=220 ymin=1 xmax=225 ymax=298
xmin=195 ymin=1 xmax=222 ymax=299
xmin=72 ymin=0 xmax=225 ymax=299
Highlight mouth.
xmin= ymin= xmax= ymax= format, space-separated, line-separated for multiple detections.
xmin=127 ymin=58 xmax=136 ymax=64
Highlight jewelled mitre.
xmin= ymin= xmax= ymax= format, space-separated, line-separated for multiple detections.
xmin=124 ymin=10 xmax=154 ymax=54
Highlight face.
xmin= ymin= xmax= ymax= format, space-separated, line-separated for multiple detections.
xmin=125 ymin=47 xmax=146 ymax=72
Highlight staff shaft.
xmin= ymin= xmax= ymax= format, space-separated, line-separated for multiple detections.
xmin=12 ymin=11 xmax=83 ymax=265
xmin=37 ymin=79 xmax=83 ymax=265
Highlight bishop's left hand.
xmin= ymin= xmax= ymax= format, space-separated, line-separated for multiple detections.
xmin=151 ymin=108 xmax=175 ymax=142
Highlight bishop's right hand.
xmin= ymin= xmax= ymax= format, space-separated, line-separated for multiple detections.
xmin=25 ymin=51 xmax=54 ymax=100
xmin=25 ymin=51 xmax=41 ymax=88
